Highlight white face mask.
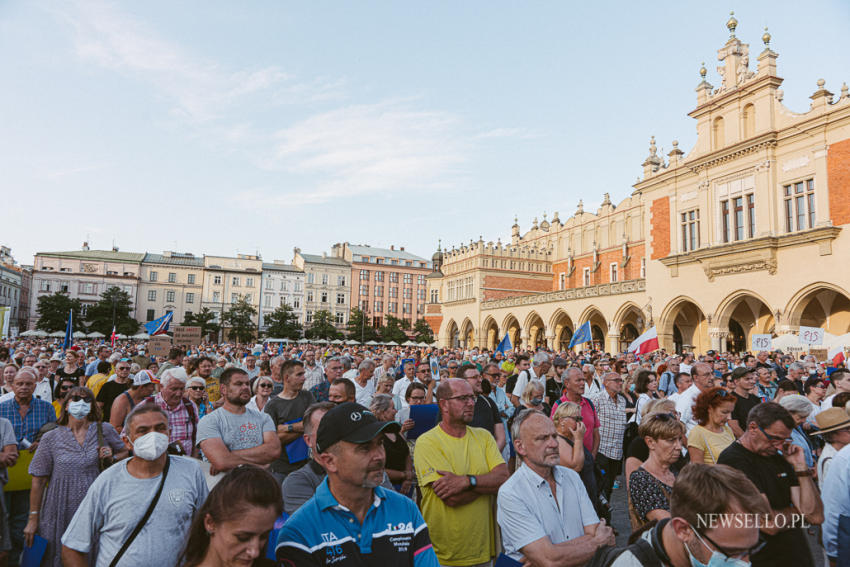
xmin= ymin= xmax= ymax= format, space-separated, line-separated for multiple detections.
xmin=131 ymin=431 xmax=169 ymax=461
xmin=67 ymin=400 xmax=91 ymax=420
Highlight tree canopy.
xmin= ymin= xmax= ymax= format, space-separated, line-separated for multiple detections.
xmin=36 ymin=292 xmax=83 ymax=333
xmin=264 ymin=304 xmax=302 ymax=340
xmin=86 ymin=286 xmax=139 ymax=335
xmin=223 ymin=296 xmax=258 ymax=343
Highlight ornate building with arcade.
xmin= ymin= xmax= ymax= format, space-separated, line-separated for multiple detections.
xmin=425 ymin=15 xmax=850 ymax=354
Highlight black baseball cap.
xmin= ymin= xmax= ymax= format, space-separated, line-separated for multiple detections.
xmin=315 ymin=402 xmax=400 ymax=453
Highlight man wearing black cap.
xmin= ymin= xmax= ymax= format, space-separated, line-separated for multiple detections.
xmin=275 ymin=402 xmax=439 ymax=566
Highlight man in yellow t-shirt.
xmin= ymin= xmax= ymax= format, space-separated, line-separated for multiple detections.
xmin=85 ymin=360 xmax=113 ymax=397
xmin=414 ymin=378 xmax=509 ymax=567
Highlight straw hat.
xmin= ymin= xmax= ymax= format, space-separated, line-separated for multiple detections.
xmin=812 ymin=408 xmax=850 ymax=436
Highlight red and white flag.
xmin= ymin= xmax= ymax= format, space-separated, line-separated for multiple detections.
xmin=110 ymin=326 xmax=117 ymax=346
xmin=628 ymin=326 xmax=659 ymax=354
xmin=828 ymin=345 xmax=845 ymax=366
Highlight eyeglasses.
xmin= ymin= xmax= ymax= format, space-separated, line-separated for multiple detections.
xmin=691 ymin=525 xmax=766 ymax=560
xmin=116 ymin=367 xmax=130 ymax=371
xmin=484 ymin=372 xmax=500 ymax=378
xmin=69 ymin=395 xmax=93 ymax=403
xmin=446 ymin=394 xmax=476 ymax=404
xmin=258 ymin=383 xmax=273 ymax=388
xmin=648 ymin=412 xmax=677 ymax=423
xmin=756 ymin=423 xmax=791 ymax=444
xmin=188 ymin=386 xmax=205 ymax=391
xmin=60 ymin=385 xmax=72 ymax=391
xmin=409 ymin=396 xmax=426 ymax=401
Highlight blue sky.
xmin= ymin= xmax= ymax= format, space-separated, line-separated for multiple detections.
xmin=2 ymin=1 xmax=849 ymax=265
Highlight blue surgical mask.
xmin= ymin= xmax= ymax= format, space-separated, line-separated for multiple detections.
xmin=531 ymin=397 xmax=543 ymax=406
xmin=629 ymin=383 xmax=636 ymax=392
xmin=686 ymin=527 xmax=751 ymax=567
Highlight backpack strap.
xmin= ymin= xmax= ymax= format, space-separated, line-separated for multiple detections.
xmin=183 ymin=399 xmax=198 ymax=448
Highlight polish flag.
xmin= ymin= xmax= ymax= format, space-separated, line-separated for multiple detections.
xmin=829 ymin=345 xmax=845 ymax=366
xmin=110 ymin=326 xmax=117 ymax=346
xmin=628 ymin=326 xmax=660 ymax=355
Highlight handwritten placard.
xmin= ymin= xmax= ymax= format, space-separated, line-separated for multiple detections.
xmin=173 ymin=326 xmax=202 ymax=347
xmin=798 ymin=326 xmax=824 ymax=346
xmin=751 ymin=334 xmax=772 ymax=351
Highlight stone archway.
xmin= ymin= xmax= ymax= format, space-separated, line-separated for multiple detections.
xmin=784 ymin=283 xmax=850 ymax=335
xmin=549 ymin=309 xmax=574 ymax=351
xmin=481 ymin=316 xmax=500 ymax=351
xmin=714 ymin=291 xmax=775 ymax=354
xmin=578 ymin=306 xmax=608 ymax=352
xmin=502 ymin=314 xmax=521 ymax=351
xmin=524 ymin=311 xmax=546 ymax=349
xmin=444 ymin=319 xmax=459 ymax=348
xmin=459 ymin=318 xmax=475 ymax=349
xmin=659 ymin=296 xmax=709 ymax=354
xmin=613 ymin=302 xmax=646 ymax=352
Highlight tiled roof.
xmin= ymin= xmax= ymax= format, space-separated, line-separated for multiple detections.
xmin=300 ymin=254 xmax=351 ymax=267
xmin=348 ymin=244 xmax=428 ymax=263
xmin=36 ymin=250 xmax=145 ymax=263
xmin=263 ymin=262 xmax=303 ymax=273
xmin=143 ymin=253 xmax=204 ymax=267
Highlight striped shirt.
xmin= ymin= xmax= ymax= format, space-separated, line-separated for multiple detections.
xmin=276 ymin=478 xmax=439 ymax=567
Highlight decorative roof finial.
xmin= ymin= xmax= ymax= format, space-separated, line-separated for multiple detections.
xmin=576 ymin=199 xmax=584 ymax=214
xmin=817 ymin=78 xmax=826 ymax=90
xmin=649 ymin=135 xmax=657 ymax=156
xmin=437 ymin=238 xmax=441 ymax=251
xmin=513 ymin=215 xmax=518 ymax=225
xmin=841 ymin=83 xmax=849 ymax=100
xmin=762 ymin=26 xmax=771 ymax=47
xmin=727 ymin=11 xmax=737 ymax=38
xmin=602 ymin=193 xmax=611 ymax=206
xmin=699 ymin=62 xmax=707 ymax=79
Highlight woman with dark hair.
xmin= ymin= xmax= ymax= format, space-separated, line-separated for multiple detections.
xmin=51 ymin=377 xmax=77 ymax=417
xmin=24 ymin=386 xmax=127 ymax=567
xmin=54 ymin=350 xmax=84 ymax=386
xmin=181 ymin=465 xmax=282 ymax=567
xmin=687 ymin=387 xmax=736 ymax=464
xmin=633 ymin=370 xmax=659 ymax=425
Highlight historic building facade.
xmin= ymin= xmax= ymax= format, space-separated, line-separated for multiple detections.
xmin=27 ymin=246 xmax=144 ymax=329
xmin=201 ymin=254 xmax=263 ymax=338
xmin=259 ymin=261 xmax=306 ymax=331
xmin=136 ymin=252 xmax=205 ymax=325
xmin=331 ymin=242 xmax=431 ymax=329
xmin=292 ymin=248 xmax=352 ymax=330
xmin=427 ymin=16 xmax=850 ymax=354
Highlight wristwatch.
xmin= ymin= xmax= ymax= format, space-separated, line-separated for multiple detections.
xmin=467 ymin=475 xmax=477 ymax=489
xmin=286 ymin=424 xmax=294 ymax=433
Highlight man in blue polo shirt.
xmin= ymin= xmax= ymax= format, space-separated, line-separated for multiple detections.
xmin=275 ymin=402 xmax=439 ymax=567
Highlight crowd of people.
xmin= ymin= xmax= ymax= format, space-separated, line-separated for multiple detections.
xmin=0 ymin=336 xmax=847 ymax=566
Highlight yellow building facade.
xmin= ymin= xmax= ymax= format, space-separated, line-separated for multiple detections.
xmin=426 ymin=16 xmax=850 ymax=355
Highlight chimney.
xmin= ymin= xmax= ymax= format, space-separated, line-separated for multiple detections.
xmin=400 ymin=246 xmax=405 ymax=252
xmin=112 ymin=245 xmax=119 ymax=252
xmin=390 ymin=245 xmax=395 ymax=251
xmin=82 ymin=241 xmax=90 ymax=251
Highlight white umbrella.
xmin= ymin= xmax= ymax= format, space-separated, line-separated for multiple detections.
xmin=20 ymin=330 xmax=37 ymax=337
xmin=32 ymin=330 xmax=48 ymax=337
xmin=49 ymin=330 xmax=65 ymax=338
xmin=330 ymin=339 xmax=344 ymax=345
xmin=385 ymin=341 xmax=399 ymax=346
xmin=297 ymin=338 xmax=310 ymax=344
xmin=402 ymin=340 xmax=416 ymax=346
xmin=72 ymin=331 xmax=87 ymax=339
xmin=116 ymin=334 xmax=128 ymax=339
xmin=314 ymin=339 xmax=329 ymax=345
xmin=346 ymin=340 xmax=361 ymax=345
xmin=88 ymin=331 xmax=105 ymax=338
xmin=417 ymin=341 xmax=430 ymax=347
xmin=132 ymin=333 xmax=151 ymax=340
xmin=365 ymin=340 xmax=379 ymax=345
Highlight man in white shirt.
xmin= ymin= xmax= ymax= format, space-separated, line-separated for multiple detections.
xmin=674 ymin=362 xmax=714 ymax=431
xmin=392 ymin=362 xmax=419 ymax=405
xmin=511 ymin=352 xmax=550 ymax=407
xmin=373 ymin=355 xmax=395 ymax=381
xmin=31 ymin=360 xmax=53 ymax=403
xmin=353 ymin=359 xmax=376 ymax=407
xmin=582 ymin=363 xmax=604 ymax=396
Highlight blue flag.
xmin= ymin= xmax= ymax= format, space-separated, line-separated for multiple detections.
xmin=495 ymin=333 xmax=512 ymax=355
xmin=145 ymin=312 xmax=173 ymax=336
xmin=62 ymin=310 xmax=73 ymax=351
xmin=569 ymin=321 xmax=592 ymax=349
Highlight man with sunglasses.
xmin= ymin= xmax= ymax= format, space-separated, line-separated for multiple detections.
xmin=30 ymin=361 xmax=53 ymax=403
xmin=717 ymin=402 xmax=823 ymax=567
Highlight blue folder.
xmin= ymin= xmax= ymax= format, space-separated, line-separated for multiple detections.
xmin=21 ymin=535 xmax=47 ymax=567
xmin=494 ymin=553 xmax=523 ymax=567
xmin=407 ymin=404 xmax=439 ymax=440
xmin=283 ymin=419 xmax=309 ymax=463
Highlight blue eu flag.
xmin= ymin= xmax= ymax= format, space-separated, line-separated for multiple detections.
xmin=495 ymin=333 xmax=512 ymax=355
xmin=568 ymin=321 xmax=592 ymax=349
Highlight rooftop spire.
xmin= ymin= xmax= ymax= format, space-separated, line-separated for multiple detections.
xmin=726 ymin=11 xmax=737 ymax=38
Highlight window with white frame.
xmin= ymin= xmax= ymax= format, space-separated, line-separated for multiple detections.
xmin=186 ymin=293 xmax=194 ymax=303
xmin=307 ymin=273 xmax=314 ymax=284
xmin=306 ymin=311 xmax=313 ymax=323
xmin=321 ymin=274 xmax=328 ymax=285
xmin=403 ymin=274 xmax=412 ymax=284
xmin=39 ymin=280 xmax=52 ymax=292
xmin=375 ymin=271 xmax=384 ymax=282
xmin=417 ymin=275 xmax=425 ymax=285
xmin=680 ymin=209 xmax=700 ymax=252
xmin=231 ymin=293 xmax=238 ymax=303
xmin=338 ymin=275 xmax=346 ymax=286
xmin=292 ymin=297 xmax=300 ymax=309
xmin=213 ymin=291 xmax=221 ymax=303
xmin=609 ymin=263 xmax=618 ymax=283
xmin=559 ymin=273 xmax=566 ymax=290
xmin=430 ymin=289 xmax=439 ymax=303
xmin=232 ymin=277 xmax=240 ymax=286
xmin=336 ymin=293 xmax=345 ymax=304
xmin=640 ymin=258 xmax=646 ymax=279
xmin=375 ymin=300 xmax=383 ymax=312
xmin=149 ymin=271 xmax=158 ymax=282
xmin=166 ymin=290 xmax=176 ymax=302
xmin=717 ymin=177 xmax=755 ymax=243
xmin=168 ymin=272 xmax=177 ymax=283
xmin=307 ymin=291 xmax=314 ymax=302
xmin=213 ymin=275 xmax=222 ymax=285
xmin=187 ymin=274 xmax=196 ymax=284
xmin=265 ymin=279 xmax=273 ymax=290
xmin=334 ymin=312 xmax=345 ymax=324
xmin=583 ymin=267 xmax=591 ymax=287
xmin=148 ymin=290 xmax=156 ymax=301
xmin=246 ymin=277 xmax=254 ymax=287
xmin=360 ymin=270 xmax=370 ymax=281
xmin=783 ymin=179 xmax=815 ymax=233
xmin=264 ymin=295 xmax=272 ymax=307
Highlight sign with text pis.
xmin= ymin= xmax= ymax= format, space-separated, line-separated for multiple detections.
xmin=173 ymin=326 xmax=203 ymax=347
xmin=751 ymin=334 xmax=772 ymax=351
xmin=798 ymin=326 xmax=824 ymax=346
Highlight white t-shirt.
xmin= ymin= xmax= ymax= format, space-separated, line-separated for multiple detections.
xmin=354 ymin=379 xmax=375 ymax=407
xmin=818 ymin=443 xmax=839 ymax=491
xmin=392 ymin=376 xmax=420 ymax=407
xmin=511 ymin=368 xmax=539 ymax=398
xmin=675 ymin=384 xmax=703 ymax=432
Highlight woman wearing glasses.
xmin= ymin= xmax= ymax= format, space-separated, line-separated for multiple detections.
xmin=687 ymin=387 xmax=736 ymax=464
xmin=246 ymin=376 xmax=275 ymax=413
xmin=628 ymin=412 xmax=687 ymax=531
xmin=552 ymin=402 xmax=595 ymax=499
xmin=186 ymin=376 xmax=215 ymax=418
xmin=24 ymin=386 xmax=128 ymax=567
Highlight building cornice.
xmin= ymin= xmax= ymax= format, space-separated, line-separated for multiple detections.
xmin=480 ymin=279 xmax=646 ymax=310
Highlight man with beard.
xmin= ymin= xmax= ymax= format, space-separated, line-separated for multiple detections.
xmin=276 ymin=402 xmax=438 ymax=566
xmin=497 ymin=410 xmax=614 ymax=565
xmin=196 ymin=367 xmax=279 ymax=476
xmin=414 ymin=379 xmax=508 ymax=567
